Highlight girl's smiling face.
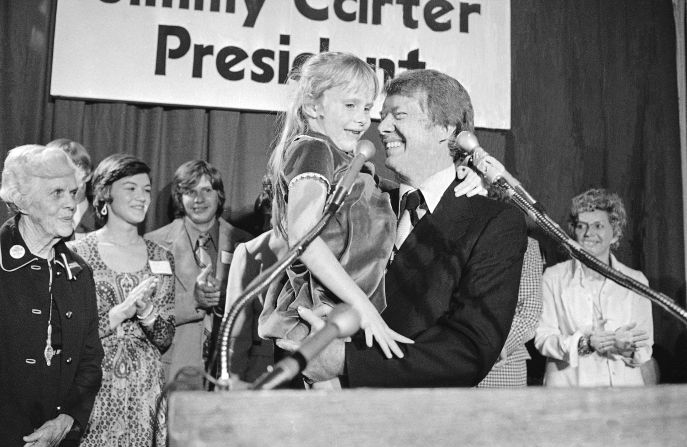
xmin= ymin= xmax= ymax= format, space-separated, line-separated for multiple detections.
xmin=309 ymin=84 xmax=375 ymax=153
xmin=108 ymin=173 xmax=152 ymax=225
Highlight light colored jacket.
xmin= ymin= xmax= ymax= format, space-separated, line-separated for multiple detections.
xmin=535 ymin=256 xmax=653 ymax=387
xmin=145 ymin=217 xmax=251 ymax=382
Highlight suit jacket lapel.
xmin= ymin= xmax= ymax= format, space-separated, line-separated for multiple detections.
xmin=165 ymin=220 xmax=197 ymax=293
xmin=430 ymin=179 xmax=474 ymax=238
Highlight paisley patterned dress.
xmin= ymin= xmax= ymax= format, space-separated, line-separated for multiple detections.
xmin=69 ymin=234 xmax=175 ymax=447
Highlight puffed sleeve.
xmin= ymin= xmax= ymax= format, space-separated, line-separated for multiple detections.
xmin=283 ymin=137 xmax=335 ymax=189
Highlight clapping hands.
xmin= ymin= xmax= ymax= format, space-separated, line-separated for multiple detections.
xmin=588 ymin=320 xmax=649 ymax=357
xmin=613 ymin=322 xmax=650 ymax=355
xmin=108 ymin=276 xmax=159 ymax=329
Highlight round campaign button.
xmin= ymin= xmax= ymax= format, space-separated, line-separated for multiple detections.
xmin=9 ymin=245 xmax=25 ymax=259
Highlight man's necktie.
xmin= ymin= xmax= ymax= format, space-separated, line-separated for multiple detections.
xmin=395 ymin=189 xmax=424 ymax=249
xmin=195 ymin=232 xmax=212 ymax=269
xmin=196 ymin=232 xmax=214 ymax=361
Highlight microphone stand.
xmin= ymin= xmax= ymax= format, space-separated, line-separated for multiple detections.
xmin=487 ymin=176 xmax=687 ymax=328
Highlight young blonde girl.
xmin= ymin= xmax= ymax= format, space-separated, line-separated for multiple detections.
xmin=259 ymin=51 xmax=411 ymax=359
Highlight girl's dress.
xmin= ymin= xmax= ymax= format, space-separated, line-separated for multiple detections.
xmin=259 ymin=132 xmax=396 ymax=341
xmin=69 ymin=234 xmax=175 ymax=446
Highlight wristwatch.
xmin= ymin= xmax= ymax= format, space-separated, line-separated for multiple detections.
xmin=577 ymin=334 xmax=594 ymax=356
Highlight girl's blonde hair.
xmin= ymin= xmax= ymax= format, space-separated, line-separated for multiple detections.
xmin=267 ymin=52 xmax=378 ymax=238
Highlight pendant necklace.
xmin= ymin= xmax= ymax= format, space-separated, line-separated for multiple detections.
xmin=44 ymin=254 xmax=55 ymax=366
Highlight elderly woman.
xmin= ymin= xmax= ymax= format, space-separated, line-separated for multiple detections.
xmin=0 ymin=145 xmax=103 ymax=446
xmin=68 ymin=154 xmax=175 ymax=446
xmin=534 ymin=188 xmax=653 ymax=387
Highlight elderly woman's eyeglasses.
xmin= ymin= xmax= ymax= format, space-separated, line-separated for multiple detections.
xmin=574 ymin=222 xmax=607 ymax=234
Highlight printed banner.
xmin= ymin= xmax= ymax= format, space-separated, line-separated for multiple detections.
xmin=52 ymin=0 xmax=510 ymax=128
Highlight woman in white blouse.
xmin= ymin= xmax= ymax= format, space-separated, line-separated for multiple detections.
xmin=534 ymin=188 xmax=653 ymax=387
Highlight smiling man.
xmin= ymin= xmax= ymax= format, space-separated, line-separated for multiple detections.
xmin=299 ymin=69 xmax=529 ymax=387
xmin=145 ymin=160 xmax=252 ymax=384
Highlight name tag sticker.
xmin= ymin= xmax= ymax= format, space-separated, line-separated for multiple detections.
xmin=149 ymin=260 xmax=173 ymax=275
xmin=221 ymin=250 xmax=233 ymax=265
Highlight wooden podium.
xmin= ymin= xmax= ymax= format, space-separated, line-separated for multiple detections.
xmin=168 ymin=385 xmax=687 ymax=446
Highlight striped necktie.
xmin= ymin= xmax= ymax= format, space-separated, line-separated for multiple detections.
xmin=195 ymin=232 xmax=212 ymax=268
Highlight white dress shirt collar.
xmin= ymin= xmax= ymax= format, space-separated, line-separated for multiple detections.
xmin=398 ymin=165 xmax=456 ymax=214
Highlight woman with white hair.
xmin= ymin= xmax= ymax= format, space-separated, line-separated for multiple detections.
xmin=535 ymin=188 xmax=654 ymax=387
xmin=0 ymin=144 xmax=104 ymax=446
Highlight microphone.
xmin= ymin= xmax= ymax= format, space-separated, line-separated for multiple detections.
xmin=452 ymin=131 xmax=542 ymax=211
xmin=326 ymin=140 xmax=376 ymax=212
xmin=251 ymin=303 xmax=361 ymax=390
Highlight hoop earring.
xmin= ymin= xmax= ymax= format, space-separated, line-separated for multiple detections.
xmin=100 ymin=204 xmax=108 ymax=216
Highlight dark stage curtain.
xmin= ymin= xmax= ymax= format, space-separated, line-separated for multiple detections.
xmin=509 ymin=1 xmax=685 ymax=380
xmin=1 ymin=0 xmax=685 ymax=379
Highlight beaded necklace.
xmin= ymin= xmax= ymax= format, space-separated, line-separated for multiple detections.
xmin=44 ymin=251 xmax=55 ymax=366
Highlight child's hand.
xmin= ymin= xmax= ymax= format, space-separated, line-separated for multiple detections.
xmin=353 ymin=299 xmax=413 ymax=359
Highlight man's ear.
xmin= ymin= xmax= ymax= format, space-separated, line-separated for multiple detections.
xmin=439 ymin=124 xmax=457 ymax=143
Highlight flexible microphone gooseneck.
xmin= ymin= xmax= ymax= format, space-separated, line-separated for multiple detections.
xmin=326 ymin=139 xmax=376 ymax=212
xmin=213 ymin=140 xmax=376 ymax=390
xmin=451 ymin=131 xmax=687 ymax=328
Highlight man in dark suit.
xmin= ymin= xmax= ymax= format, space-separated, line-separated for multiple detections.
xmin=296 ymin=69 xmax=528 ymax=387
